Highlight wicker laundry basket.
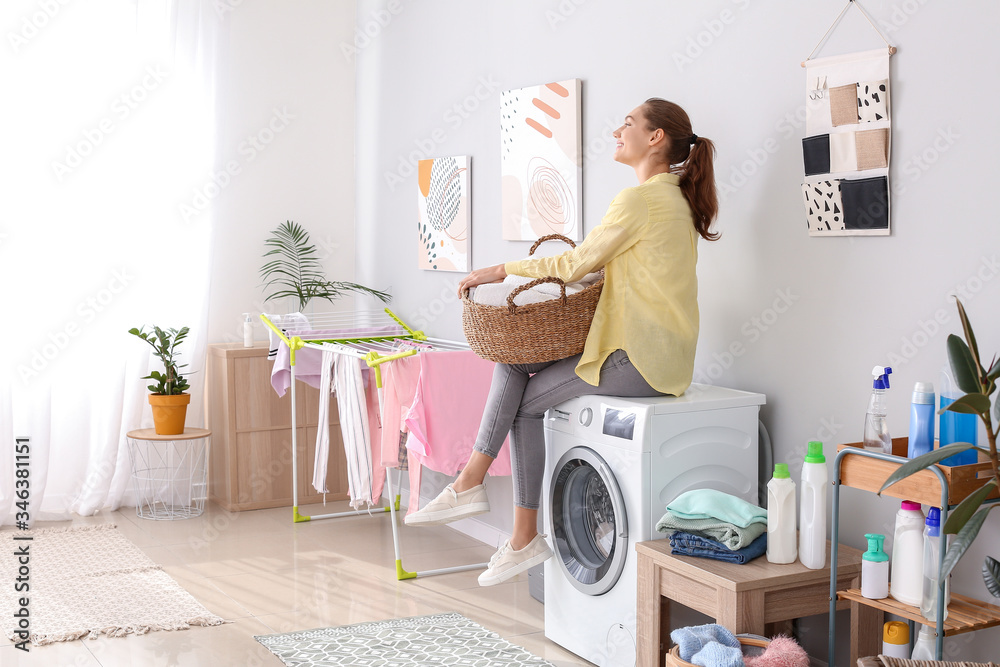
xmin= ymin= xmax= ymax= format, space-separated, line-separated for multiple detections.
xmin=665 ymin=636 xmax=770 ymax=666
xmin=461 ymin=234 xmax=604 ymax=364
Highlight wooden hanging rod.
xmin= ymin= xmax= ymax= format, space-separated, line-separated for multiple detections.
xmin=801 ymin=45 xmax=896 ymax=68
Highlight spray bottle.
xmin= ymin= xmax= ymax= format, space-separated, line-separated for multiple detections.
xmin=863 ymin=366 xmax=893 ymax=454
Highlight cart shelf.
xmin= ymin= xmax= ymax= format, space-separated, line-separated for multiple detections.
xmin=836 ymin=589 xmax=1000 ymax=637
xmin=837 ymin=438 xmax=996 ymax=507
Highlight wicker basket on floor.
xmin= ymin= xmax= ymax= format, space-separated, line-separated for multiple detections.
xmin=461 ymin=234 xmax=604 ymax=365
xmin=665 ymin=636 xmax=770 ymax=666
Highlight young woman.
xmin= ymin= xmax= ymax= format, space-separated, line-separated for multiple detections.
xmin=406 ymin=98 xmax=719 ymax=586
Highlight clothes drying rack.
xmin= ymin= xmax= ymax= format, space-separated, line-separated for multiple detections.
xmin=260 ymin=308 xmax=490 ymax=580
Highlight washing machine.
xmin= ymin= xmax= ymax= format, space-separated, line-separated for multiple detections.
xmin=542 ymin=384 xmax=765 ymax=666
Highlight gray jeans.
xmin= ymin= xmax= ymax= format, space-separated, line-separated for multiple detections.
xmin=473 ymin=349 xmax=665 ymax=509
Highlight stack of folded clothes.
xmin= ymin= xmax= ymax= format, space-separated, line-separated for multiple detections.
xmin=656 ymin=489 xmax=768 ymax=564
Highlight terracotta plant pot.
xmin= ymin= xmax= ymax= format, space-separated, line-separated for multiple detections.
xmin=148 ymin=393 xmax=191 ymax=435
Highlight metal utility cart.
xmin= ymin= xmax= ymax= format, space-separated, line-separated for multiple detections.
xmin=829 ymin=438 xmax=1000 ymax=664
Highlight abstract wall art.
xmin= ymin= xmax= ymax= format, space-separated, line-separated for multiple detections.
xmin=417 ymin=156 xmax=470 ymax=272
xmin=500 ymin=79 xmax=582 ymax=241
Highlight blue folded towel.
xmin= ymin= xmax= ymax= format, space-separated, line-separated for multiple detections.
xmin=692 ymin=641 xmax=745 ymax=667
xmin=670 ymin=624 xmax=740 ymax=661
xmin=670 ymin=531 xmax=767 ymax=564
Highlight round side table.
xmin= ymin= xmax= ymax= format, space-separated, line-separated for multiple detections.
xmin=126 ymin=428 xmax=211 ymax=520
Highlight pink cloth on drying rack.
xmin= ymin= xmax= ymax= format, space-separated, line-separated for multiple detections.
xmin=269 ymin=326 xmax=405 ymax=397
xmin=379 ymin=354 xmax=423 ymax=468
xmin=397 ymin=350 xmax=511 ymax=516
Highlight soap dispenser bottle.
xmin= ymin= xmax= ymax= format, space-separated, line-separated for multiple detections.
xmin=243 ymin=313 xmax=253 ymax=348
xmin=864 ymin=366 xmax=893 ymax=454
xmin=861 ymin=533 xmax=889 ymax=599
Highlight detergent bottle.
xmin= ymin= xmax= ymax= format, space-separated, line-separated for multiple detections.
xmin=910 ymin=625 xmax=938 ymax=659
xmin=939 ymin=367 xmax=978 ymax=466
xmin=798 ymin=441 xmax=827 ymax=569
xmin=921 ymin=507 xmax=950 ymax=622
xmin=908 ymin=382 xmax=935 ymax=459
xmin=766 ymin=463 xmax=797 ymax=564
xmin=881 ymin=621 xmax=910 ymax=658
xmin=863 ymin=366 xmax=893 ymax=454
xmin=889 ymin=500 xmax=925 ymax=606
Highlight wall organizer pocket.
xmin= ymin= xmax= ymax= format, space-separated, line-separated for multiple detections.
xmin=841 ymin=176 xmax=889 ymax=232
xmin=802 ymin=135 xmax=831 ymax=176
xmin=802 ymin=180 xmax=845 ymax=233
xmin=800 ymin=0 xmax=895 ymax=236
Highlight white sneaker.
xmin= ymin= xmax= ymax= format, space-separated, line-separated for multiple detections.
xmin=477 ymin=534 xmax=553 ymax=587
xmin=403 ymin=483 xmax=490 ymax=526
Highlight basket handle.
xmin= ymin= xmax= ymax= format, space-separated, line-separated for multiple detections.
xmin=528 ymin=234 xmax=576 ymax=256
xmin=507 ymin=277 xmax=567 ymax=314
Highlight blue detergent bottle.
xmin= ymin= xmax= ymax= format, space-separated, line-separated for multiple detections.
xmin=908 ymin=382 xmax=935 ymax=459
xmin=939 ymin=367 xmax=978 ymax=466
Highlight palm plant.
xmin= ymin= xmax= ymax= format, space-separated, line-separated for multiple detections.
xmin=260 ymin=220 xmax=391 ymax=311
xmin=881 ymin=298 xmax=1000 ymax=597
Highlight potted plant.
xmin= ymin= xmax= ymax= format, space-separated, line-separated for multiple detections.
xmin=260 ymin=220 xmax=390 ymax=311
xmin=881 ymin=298 xmax=1000 ymax=598
xmin=129 ymin=325 xmax=191 ymax=435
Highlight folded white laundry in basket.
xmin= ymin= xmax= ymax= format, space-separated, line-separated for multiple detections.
xmin=469 ymin=270 xmax=601 ymax=308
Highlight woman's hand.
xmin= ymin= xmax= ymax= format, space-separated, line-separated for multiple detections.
xmin=457 ymin=264 xmax=507 ymax=298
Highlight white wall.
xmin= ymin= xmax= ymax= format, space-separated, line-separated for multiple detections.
xmin=206 ymin=0 xmax=357 ymax=344
xmin=355 ymin=0 xmax=1000 ymax=660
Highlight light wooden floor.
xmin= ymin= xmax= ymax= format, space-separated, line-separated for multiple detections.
xmin=1 ymin=500 xmax=591 ymax=666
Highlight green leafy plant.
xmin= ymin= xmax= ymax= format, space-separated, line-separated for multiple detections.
xmin=260 ymin=220 xmax=390 ymax=311
xmin=128 ymin=326 xmax=191 ymax=395
xmin=880 ymin=298 xmax=1000 ymax=597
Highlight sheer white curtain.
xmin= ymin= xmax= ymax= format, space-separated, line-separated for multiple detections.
xmin=0 ymin=0 xmax=218 ymax=523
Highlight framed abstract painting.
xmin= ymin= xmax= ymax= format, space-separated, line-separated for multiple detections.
xmin=417 ymin=156 xmax=470 ymax=272
xmin=500 ymin=78 xmax=582 ymax=241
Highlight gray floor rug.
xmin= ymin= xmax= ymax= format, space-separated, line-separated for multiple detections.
xmin=254 ymin=612 xmax=555 ymax=666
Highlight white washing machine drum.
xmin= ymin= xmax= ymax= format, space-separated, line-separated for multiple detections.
xmin=549 ymin=445 xmax=628 ymax=596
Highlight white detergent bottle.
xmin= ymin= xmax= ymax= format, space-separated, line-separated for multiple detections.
xmin=766 ymin=463 xmax=797 ymax=564
xmin=910 ymin=625 xmax=938 ymax=659
xmin=921 ymin=507 xmax=950 ymax=621
xmin=861 ymin=533 xmax=889 ymax=599
xmin=889 ymin=500 xmax=925 ymax=606
xmin=798 ymin=441 xmax=827 ymax=569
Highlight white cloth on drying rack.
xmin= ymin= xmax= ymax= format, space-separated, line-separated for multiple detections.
xmin=264 ymin=312 xmax=310 ymax=360
xmin=315 ymin=345 xmax=376 ymax=509
xmin=314 ymin=346 xmax=335 ymax=496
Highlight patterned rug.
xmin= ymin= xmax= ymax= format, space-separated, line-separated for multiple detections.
xmin=0 ymin=524 xmax=225 ymax=645
xmin=255 ymin=612 xmax=555 ymax=666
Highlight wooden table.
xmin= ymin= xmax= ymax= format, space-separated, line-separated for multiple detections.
xmin=636 ymin=540 xmax=875 ymax=666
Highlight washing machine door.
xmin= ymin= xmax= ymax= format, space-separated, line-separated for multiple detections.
xmin=549 ymin=445 xmax=628 ymax=596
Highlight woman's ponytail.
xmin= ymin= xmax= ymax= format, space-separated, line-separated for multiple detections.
xmin=643 ymin=98 xmax=719 ymax=241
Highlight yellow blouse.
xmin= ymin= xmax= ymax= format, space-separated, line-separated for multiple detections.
xmin=504 ymin=172 xmax=699 ymax=395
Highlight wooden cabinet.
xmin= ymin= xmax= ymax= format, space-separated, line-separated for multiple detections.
xmin=206 ymin=343 xmax=348 ymax=511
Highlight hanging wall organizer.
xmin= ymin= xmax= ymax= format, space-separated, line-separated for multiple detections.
xmin=801 ymin=0 xmax=896 ymax=236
